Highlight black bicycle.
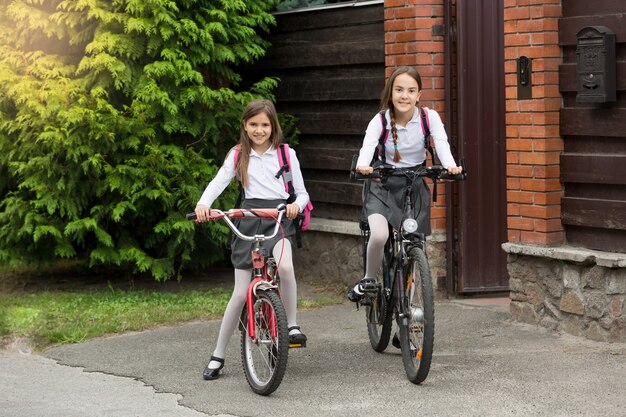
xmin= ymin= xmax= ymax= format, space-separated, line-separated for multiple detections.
xmin=350 ymin=162 xmax=466 ymax=384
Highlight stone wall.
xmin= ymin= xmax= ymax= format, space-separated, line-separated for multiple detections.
xmin=503 ymin=243 xmax=626 ymax=342
xmin=294 ymin=219 xmax=448 ymax=295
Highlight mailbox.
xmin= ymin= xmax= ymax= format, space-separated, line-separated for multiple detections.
xmin=576 ymin=26 xmax=616 ymax=103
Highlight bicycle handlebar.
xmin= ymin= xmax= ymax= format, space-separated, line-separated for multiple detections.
xmin=186 ymin=204 xmax=286 ymax=242
xmin=350 ymin=158 xmax=468 ymax=182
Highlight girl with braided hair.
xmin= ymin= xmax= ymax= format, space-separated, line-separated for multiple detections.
xmin=348 ymin=66 xmax=462 ymax=304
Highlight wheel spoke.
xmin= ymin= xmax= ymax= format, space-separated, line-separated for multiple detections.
xmin=241 ymin=290 xmax=288 ymax=395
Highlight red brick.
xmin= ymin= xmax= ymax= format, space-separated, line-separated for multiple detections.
xmin=504 ymin=21 xmax=517 ymax=33
xmin=508 ymin=203 xmax=521 ymax=216
xmin=508 ymin=229 xmax=522 ymax=242
xmin=519 ymin=178 xmax=562 ymax=192
xmin=517 ymin=19 xmax=544 ymax=33
xmin=507 ymin=151 xmax=520 ymax=164
xmin=508 ymin=190 xmax=534 ymax=204
xmin=533 ymin=165 xmax=560 ymax=179
xmin=508 ymin=217 xmax=535 ymax=231
xmin=504 ymin=7 xmax=530 ymax=20
xmin=520 ymin=231 xmax=564 ymax=245
xmin=533 ymin=139 xmax=563 ymax=151
xmin=519 ymin=205 xmax=561 ymax=219
xmin=505 ymin=33 xmax=532 ymax=47
xmin=533 ymin=192 xmax=562 ymax=205
xmin=507 ymin=165 xmax=534 ymax=177
xmin=507 ymin=177 xmax=521 ymax=190
xmin=386 ymin=20 xmax=407 ymax=31
xmin=534 ymin=218 xmax=564 ymax=232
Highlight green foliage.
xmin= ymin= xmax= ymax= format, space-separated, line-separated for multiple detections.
xmin=0 ymin=0 xmax=281 ymax=279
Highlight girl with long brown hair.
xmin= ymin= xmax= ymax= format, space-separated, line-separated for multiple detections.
xmin=194 ymin=99 xmax=310 ymax=380
xmin=348 ymin=66 xmax=462 ymax=307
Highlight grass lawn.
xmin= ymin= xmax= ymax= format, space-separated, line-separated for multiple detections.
xmin=0 ymin=267 xmax=345 ymax=351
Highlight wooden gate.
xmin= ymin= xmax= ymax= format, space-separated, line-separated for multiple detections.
xmin=559 ymin=3 xmax=626 ymax=251
xmin=255 ymin=4 xmax=385 ymax=221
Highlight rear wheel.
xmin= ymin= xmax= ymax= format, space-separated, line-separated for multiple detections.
xmin=398 ymin=247 xmax=434 ymax=384
xmin=366 ymin=245 xmax=393 ymax=352
xmin=240 ymin=289 xmax=289 ymax=395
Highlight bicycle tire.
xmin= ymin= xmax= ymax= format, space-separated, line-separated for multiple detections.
xmin=240 ymin=289 xmax=289 ymax=395
xmin=366 ymin=246 xmax=394 ymax=352
xmin=398 ymin=247 xmax=434 ymax=384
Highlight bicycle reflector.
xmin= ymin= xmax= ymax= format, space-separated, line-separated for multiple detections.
xmin=402 ymin=218 xmax=418 ymax=234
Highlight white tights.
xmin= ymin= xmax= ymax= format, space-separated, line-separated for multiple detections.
xmin=209 ymin=238 xmax=300 ymax=369
xmin=364 ymin=214 xmax=389 ymax=280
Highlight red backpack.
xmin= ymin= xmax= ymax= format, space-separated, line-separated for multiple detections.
xmin=233 ymin=143 xmax=313 ymax=248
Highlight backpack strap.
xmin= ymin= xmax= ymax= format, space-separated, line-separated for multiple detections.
xmin=276 ymin=144 xmax=295 ymax=201
xmin=276 ymin=143 xmax=304 ymax=247
xmin=419 ymin=106 xmax=439 ymax=203
xmin=370 ymin=111 xmax=388 ymax=166
xmin=420 ymin=106 xmax=435 ymax=165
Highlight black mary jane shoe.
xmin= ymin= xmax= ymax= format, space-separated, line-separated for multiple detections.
xmin=288 ymin=326 xmax=307 ymax=348
xmin=202 ymin=356 xmax=224 ymax=380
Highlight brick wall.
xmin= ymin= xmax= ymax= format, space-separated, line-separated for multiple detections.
xmin=384 ymin=0 xmax=449 ymax=232
xmin=504 ymin=0 xmax=564 ymax=246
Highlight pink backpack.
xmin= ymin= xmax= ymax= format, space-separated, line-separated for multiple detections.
xmin=233 ymin=143 xmax=313 ymax=247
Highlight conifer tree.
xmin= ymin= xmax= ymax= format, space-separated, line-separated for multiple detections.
xmin=0 ymin=0 xmax=279 ymax=279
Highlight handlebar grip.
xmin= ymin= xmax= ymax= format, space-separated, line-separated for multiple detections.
xmin=186 ymin=212 xmax=197 ymax=220
xmin=439 ymin=171 xmax=468 ymax=181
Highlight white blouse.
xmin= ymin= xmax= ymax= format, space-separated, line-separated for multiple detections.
xmin=356 ymin=107 xmax=457 ymax=169
xmin=197 ymin=145 xmax=310 ymax=212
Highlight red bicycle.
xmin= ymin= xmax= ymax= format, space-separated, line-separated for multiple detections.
xmin=187 ymin=204 xmax=291 ymax=395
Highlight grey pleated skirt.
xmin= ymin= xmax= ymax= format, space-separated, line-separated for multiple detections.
xmin=363 ymin=176 xmax=431 ymax=235
xmin=230 ymin=198 xmax=295 ymax=269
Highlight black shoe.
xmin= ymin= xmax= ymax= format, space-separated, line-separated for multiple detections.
xmin=392 ymin=333 xmax=400 ymax=349
xmin=202 ymin=356 xmax=224 ymax=380
xmin=347 ymin=278 xmax=377 ymax=302
xmin=288 ymin=326 xmax=307 ymax=348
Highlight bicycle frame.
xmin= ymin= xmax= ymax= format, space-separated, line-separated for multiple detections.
xmin=187 ymin=205 xmax=286 ymax=343
xmin=246 ymin=240 xmax=280 ymax=342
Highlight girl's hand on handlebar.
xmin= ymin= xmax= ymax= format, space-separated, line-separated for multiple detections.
xmin=446 ymin=165 xmax=463 ymax=175
xmin=194 ymin=204 xmax=211 ymax=223
xmin=286 ymin=203 xmax=300 ymax=220
xmin=357 ymin=165 xmax=373 ymax=175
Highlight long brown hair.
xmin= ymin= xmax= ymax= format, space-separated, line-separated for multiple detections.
xmin=379 ymin=66 xmax=423 ymax=162
xmin=234 ymin=99 xmax=283 ymax=188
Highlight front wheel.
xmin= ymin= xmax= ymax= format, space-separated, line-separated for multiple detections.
xmin=366 ymin=248 xmax=393 ymax=352
xmin=240 ymin=289 xmax=289 ymax=395
xmin=398 ymin=247 xmax=434 ymax=384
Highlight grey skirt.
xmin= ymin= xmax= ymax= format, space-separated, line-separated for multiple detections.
xmin=230 ymin=198 xmax=295 ymax=269
xmin=363 ymin=176 xmax=431 ymax=235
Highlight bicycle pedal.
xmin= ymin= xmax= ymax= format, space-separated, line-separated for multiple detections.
xmin=289 ymin=342 xmax=306 ymax=348
xmin=359 ymin=296 xmax=372 ymax=306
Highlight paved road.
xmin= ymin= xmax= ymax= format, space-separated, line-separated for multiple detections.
xmin=2 ymin=300 xmax=625 ymax=417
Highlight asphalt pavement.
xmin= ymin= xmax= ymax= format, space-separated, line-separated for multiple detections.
xmin=1 ymin=299 xmax=625 ymax=417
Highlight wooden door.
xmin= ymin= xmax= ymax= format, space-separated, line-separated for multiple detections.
xmin=453 ymin=0 xmax=509 ymax=293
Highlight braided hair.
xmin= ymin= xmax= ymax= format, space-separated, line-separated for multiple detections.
xmin=379 ymin=66 xmax=423 ymax=163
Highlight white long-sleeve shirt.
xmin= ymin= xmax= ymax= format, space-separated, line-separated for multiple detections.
xmin=197 ymin=145 xmax=310 ymax=212
xmin=356 ymin=107 xmax=457 ymax=169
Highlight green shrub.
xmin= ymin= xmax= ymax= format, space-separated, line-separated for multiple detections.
xmin=0 ymin=0 xmax=280 ymax=280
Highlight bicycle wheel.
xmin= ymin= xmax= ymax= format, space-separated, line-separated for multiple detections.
xmin=398 ymin=247 xmax=434 ymax=384
xmin=366 ymin=244 xmax=394 ymax=352
xmin=240 ymin=289 xmax=289 ymax=395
